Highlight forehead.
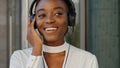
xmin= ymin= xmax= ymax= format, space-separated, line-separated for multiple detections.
xmin=36 ymin=0 xmax=68 ymax=11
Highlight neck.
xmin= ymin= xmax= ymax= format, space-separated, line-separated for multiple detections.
xmin=43 ymin=40 xmax=65 ymax=46
xmin=43 ymin=51 xmax=65 ymax=57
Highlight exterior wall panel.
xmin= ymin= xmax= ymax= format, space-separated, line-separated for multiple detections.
xmin=0 ymin=0 xmax=8 ymax=68
xmin=86 ymin=0 xmax=120 ymax=68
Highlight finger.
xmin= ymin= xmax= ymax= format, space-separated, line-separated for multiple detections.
xmin=27 ymin=17 xmax=31 ymax=27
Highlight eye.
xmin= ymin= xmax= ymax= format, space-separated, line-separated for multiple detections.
xmin=55 ymin=12 xmax=63 ymax=16
xmin=38 ymin=14 xmax=46 ymax=19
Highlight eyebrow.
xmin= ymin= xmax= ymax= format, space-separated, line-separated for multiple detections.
xmin=36 ymin=9 xmax=45 ymax=13
xmin=36 ymin=7 xmax=65 ymax=13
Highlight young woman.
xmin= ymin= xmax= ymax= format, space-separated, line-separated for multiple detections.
xmin=10 ymin=0 xmax=98 ymax=68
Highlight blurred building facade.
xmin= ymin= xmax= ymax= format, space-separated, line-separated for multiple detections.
xmin=0 ymin=0 xmax=119 ymax=68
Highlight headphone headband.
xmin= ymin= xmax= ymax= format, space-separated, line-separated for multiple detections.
xmin=30 ymin=0 xmax=36 ymax=15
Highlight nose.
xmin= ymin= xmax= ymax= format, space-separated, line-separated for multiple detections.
xmin=45 ymin=14 xmax=55 ymax=24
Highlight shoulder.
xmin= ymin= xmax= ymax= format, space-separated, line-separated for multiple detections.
xmin=69 ymin=44 xmax=96 ymax=60
xmin=68 ymin=44 xmax=98 ymax=65
xmin=11 ymin=48 xmax=32 ymax=59
xmin=10 ymin=48 xmax=34 ymax=67
xmin=68 ymin=44 xmax=98 ymax=68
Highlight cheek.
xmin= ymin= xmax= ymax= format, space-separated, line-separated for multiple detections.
xmin=35 ymin=15 xmax=45 ymax=26
xmin=36 ymin=18 xmax=42 ymax=26
xmin=35 ymin=20 xmax=44 ymax=34
xmin=58 ymin=20 xmax=68 ymax=35
xmin=58 ymin=15 xmax=68 ymax=26
xmin=36 ymin=18 xmax=44 ymax=28
xmin=61 ymin=25 xmax=68 ymax=35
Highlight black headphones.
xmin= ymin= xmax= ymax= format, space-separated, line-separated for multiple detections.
xmin=30 ymin=0 xmax=76 ymax=28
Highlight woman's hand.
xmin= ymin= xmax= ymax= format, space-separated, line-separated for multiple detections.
xmin=27 ymin=17 xmax=42 ymax=56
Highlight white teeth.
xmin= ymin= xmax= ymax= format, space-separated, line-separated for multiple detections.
xmin=45 ymin=28 xmax=57 ymax=31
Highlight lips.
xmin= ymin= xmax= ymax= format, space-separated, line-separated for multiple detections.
xmin=45 ymin=28 xmax=57 ymax=31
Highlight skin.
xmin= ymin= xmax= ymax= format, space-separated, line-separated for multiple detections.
xmin=36 ymin=0 xmax=68 ymax=46
xmin=27 ymin=0 xmax=69 ymax=68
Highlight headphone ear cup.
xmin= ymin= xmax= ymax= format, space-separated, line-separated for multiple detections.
xmin=30 ymin=14 xmax=37 ymax=29
xmin=68 ymin=13 xmax=76 ymax=27
xmin=30 ymin=15 xmax=35 ymax=22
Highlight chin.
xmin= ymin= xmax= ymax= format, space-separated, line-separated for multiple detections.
xmin=43 ymin=36 xmax=58 ymax=42
xmin=43 ymin=36 xmax=64 ymax=45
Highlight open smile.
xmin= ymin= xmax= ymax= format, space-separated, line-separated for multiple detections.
xmin=44 ymin=27 xmax=58 ymax=33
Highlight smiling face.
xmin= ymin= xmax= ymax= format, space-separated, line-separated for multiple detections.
xmin=35 ymin=0 xmax=68 ymax=46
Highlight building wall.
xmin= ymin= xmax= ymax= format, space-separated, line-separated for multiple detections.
xmin=0 ymin=0 xmax=21 ymax=68
xmin=86 ymin=0 xmax=120 ymax=68
xmin=0 ymin=0 xmax=8 ymax=68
